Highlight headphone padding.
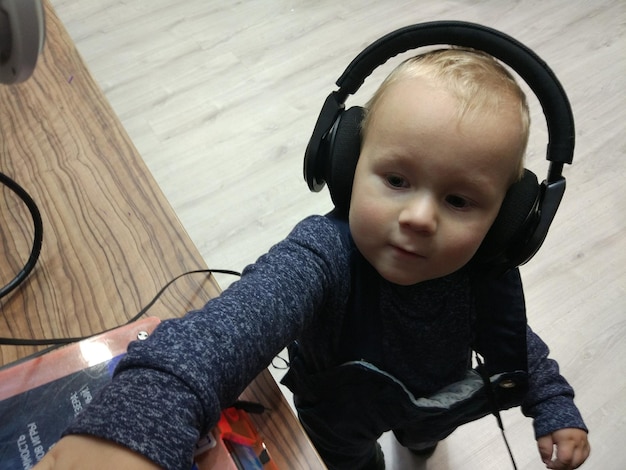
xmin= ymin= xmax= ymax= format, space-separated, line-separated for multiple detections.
xmin=475 ymin=169 xmax=540 ymax=265
xmin=327 ymin=106 xmax=365 ymax=213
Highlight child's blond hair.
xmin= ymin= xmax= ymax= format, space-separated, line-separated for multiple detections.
xmin=362 ymin=48 xmax=530 ymax=182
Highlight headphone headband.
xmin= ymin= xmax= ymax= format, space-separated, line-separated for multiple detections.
xmin=339 ymin=22 xmax=574 ymax=166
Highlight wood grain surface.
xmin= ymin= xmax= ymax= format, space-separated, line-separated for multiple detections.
xmin=1 ymin=2 xmax=220 ymax=365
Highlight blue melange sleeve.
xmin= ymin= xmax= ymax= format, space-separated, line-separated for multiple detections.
xmin=63 ymin=215 xmax=350 ymax=470
xmin=522 ymin=327 xmax=588 ymax=439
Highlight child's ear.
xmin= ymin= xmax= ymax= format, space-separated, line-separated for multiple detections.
xmin=474 ymin=169 xmax=540 ymax=269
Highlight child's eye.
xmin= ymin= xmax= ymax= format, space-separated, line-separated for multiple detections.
xmin=446 ymin=195 xmax=471 ymax=209
xmin=385 ymin=174 xmax=408 ymax=188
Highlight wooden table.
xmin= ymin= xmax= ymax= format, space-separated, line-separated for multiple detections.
xmin=0 ymin=1 xmax=323 ymax=468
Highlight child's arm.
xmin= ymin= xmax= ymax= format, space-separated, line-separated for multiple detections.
xmin=523 ymin=328 xmax=590 ymax=468
xmin=44 ymin=216 xmax=348 ymax=469
xmin=34 ymin=435 xmax=160 ymax=470
xmin=537 ymin=428 xmax=590 ymax=470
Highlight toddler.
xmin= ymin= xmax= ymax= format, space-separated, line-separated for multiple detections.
xmin=36 ymin=49 xmax=590 ymax=470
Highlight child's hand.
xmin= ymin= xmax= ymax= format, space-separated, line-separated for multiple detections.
xmin=537 ymin=428 xmax=590 ymax=469
xmin=34 ymin=435 xmax=160 ymax=470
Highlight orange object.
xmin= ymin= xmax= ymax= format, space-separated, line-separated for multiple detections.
xmin=194 ymin=407 xmax=279 ymax=470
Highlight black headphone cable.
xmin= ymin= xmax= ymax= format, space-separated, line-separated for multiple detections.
xmin=0 ymin=171 xmax=43 ymax=299
xmin=0 ymin=268 xmax=241 ymax=346
xmin=475 ymin=352 xmax=519 ymax=470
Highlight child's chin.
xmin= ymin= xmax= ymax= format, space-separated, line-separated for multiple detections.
xmin=379 ymin=268 xmax=431 ymax=286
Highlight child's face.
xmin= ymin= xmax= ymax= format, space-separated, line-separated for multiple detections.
xmin=349 ymin=77 xmax=523 ymax=285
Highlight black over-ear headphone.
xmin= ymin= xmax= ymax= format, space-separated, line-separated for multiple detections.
xmin=303 ymin=21 xmax=574 ymax=271
xmin=0 ymin=0 xmax=45 ymax=84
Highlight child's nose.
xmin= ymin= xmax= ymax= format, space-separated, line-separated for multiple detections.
xmin=398 ymin=193 xmax=438 ymax=234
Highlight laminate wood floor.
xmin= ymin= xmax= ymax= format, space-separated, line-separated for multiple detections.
xmin=47 ymin=1 xmax=625 ymax=468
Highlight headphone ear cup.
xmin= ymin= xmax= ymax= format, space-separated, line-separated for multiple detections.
xmin=475 ymin=169 xmax=540 ymax=268
xmin=0 ymin=0 xmax=45 ymax=84
xmin=326 ymin=106 xmax=365 ymax=213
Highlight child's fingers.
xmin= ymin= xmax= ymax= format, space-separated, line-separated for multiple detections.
xmin=32 ymin=454 xmax=54 ymax=470
xmin=537 ymin=435 xmax=555 ymax=465
xmin=543 ymin=439 xmax=590 ymax=470
xmin=554 ymin=439 xmax=590 ymax=470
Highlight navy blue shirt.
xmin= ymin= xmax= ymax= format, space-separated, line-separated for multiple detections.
xmin=66 ymin=215 xmax=587 ymax=470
